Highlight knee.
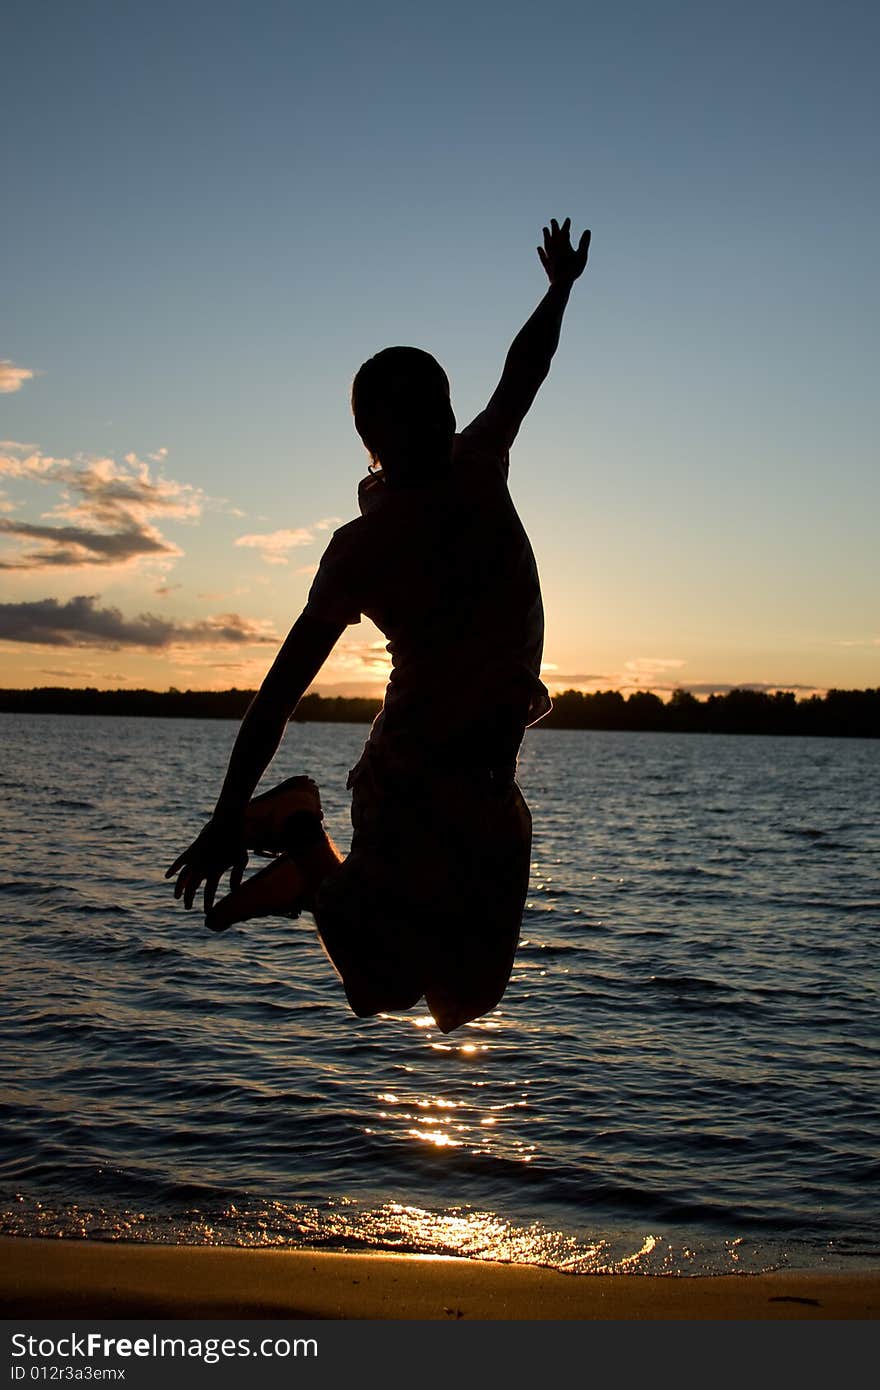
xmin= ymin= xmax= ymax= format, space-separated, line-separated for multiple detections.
xmin=345 ymin=978 xmax=423 ymax=1019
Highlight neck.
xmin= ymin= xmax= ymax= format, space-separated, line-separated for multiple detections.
xmin=380 ymin=444 xmax=453 ymax=487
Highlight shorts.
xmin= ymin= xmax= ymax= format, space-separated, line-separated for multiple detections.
xmin=312 ymin=752 xmax=532 ymax=1033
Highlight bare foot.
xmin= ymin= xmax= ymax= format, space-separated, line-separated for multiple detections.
xmin=206 ymin=854 xmax=307 ymax=932
xmin=244 ymin=775 xmax=323 ymax=855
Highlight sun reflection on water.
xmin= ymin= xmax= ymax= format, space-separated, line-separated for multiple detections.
xmin=406 ymin=1129 xmax=461 ymax=1147
xmin=366 ymin=1013 xmax=538 ymax=1164
xmin=2 ymin=1193 xmax=788 ymax=1274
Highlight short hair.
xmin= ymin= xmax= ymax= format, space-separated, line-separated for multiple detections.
xmin=351 ymin=346 xmax=450 ymax=464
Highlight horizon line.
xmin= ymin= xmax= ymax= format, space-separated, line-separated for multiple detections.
xmin=2 ymin=681 xmax=873 ymax=704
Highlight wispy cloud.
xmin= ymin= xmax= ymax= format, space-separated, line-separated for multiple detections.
xmin=623 ymin=657 xmax=687 ymax=676
xmin=0 ymin=443 xmax=202 ymax=572
xmin=543 ymin=670 xmax=824 ymax=698
xmin=40 ymin=667 xmax=96 ymax=680
xmin=310 ymin=679 xmax=386 ymax=698
xmin=0 ymin=361 xmax=34 ymax=394
xmin=0 ymin=596 xmax=277 ymax=650
xmin=543 ymin=672 xmax=611 ymax=686
xmin=325 ymin=637 xmax=392 ymax=677
xmin=544 ymin=656 xmax=688 ymax=694
xmin=678 ymin=681 xmax=822 ymax=696
xmin=37 ymin=667 xmax=133 ymax=684
xmin=165 ymin=651 xmax=276 ymax=689
xmin=234 ymin=517 xmax=339 ymax=565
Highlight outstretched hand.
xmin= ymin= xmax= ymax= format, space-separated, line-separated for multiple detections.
xmin=165 ymin=814 xmax=248 ymax=916
xmin=537 ymin=217 xmax=590 ymax=287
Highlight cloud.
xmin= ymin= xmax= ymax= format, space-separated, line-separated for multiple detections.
xmin=40 ymin=667 xmax=96 ymax=679
xmin=545 ymin=669 xmax=823 ymax=698
xmin=325 ymin=637 xmax=392 ymax=676
xmin=235 ymin=517 xmax=339 ymax=565
xmin=235 ymin=527 xmax=315 ymax=564
xmin=0 ymin=519 xmax=178 ymax=569
xmin=166 ymin=651 xmax=276 ymax=689
xmin=37 ymin=667 xmax=133 ymax=683
xmin=543 ymin=672 xmax=612 ymax=686
xmin=623 ymin=657 xmax=687 ymax=675
xmin=0 ymin=444 xmax=203 ymax=572
xmin=310 ymin=679 xmax=386 ymax=698
xmin=0 ymin=446 xmax=55 ymax=479
xmin=676 ymin=681 xmax=822 ymax=696
xmin=537 ymin=658 xmax=690 ymax=691
xmin=0 ymin=596 xmax=277 ymax=650
xmin=175 ymin=657 xmax=260 ymax=671
xmin=0 ymin=362 xmax=34 ymax=394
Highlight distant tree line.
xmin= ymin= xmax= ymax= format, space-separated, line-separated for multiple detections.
xmin=0 ymin=687 xmax=381 ymax=723
xmin=542 ymin=686 xmax=880 ymax=738
xmin=0 ymin=685 xmax=878 ymax=737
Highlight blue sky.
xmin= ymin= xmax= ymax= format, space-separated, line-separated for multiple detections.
xmin=2 ymin=0 xmax=878 ymax=695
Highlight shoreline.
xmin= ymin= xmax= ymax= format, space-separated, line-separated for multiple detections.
xmin=3 ymin=689 xmax=879 ymax=740
xmin=2 ymin=1238 xmax=879 ymax=1319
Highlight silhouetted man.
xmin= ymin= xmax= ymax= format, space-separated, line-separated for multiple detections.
xmin=167 ymin=217 xmax=590 ymax=1031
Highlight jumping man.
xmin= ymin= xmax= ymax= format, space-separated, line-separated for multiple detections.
xmin=167 ymin=216 xmax=591 ymax=1032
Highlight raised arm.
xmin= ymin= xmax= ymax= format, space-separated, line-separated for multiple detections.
xmin=462 ymin=217 xmax=590 ymax=454
xmin=166 ymin=611 xmax=343 ymax=913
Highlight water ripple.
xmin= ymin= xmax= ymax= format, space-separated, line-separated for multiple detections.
xmin=1 ymin=714 xmax=878 ymax=1274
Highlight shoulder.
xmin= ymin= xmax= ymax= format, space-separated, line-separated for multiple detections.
xmin=324 ymin=515 xmax=365 ymax=550
xmin=304 ymin=516 xmax=369 ymax=628
xmin=452 ymin=427 xmax=510 ymax=484
xmin=453 ymin=414 xmax=511 ymax=481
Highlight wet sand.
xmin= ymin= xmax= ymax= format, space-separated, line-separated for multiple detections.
xmin=2 ymin=1238 xmax=878 ymax=1319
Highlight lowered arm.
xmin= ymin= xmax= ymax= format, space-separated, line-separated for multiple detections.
xmin=212 ymin=612 xmax=343 ymax=820
xmin=167 ymin=611 xmax=344 ymax=912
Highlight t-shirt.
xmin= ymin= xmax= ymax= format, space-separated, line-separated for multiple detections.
xmin=304 ymin=412 xmax=551 ymax=777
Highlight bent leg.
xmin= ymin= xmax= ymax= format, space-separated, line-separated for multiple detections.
xmin=206 ymin=825 xmax=342 ymax=932
xmin=243 ymin=775 xmax=323 ymax=855
xmin=311 ymin=847 xmax=427 ymax=1018
xmin=424 ymin=781 xmax=532 ymax=1032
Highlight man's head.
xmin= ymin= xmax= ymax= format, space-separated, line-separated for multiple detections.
xmin=351 ymin=346 xmax=456 ymax=481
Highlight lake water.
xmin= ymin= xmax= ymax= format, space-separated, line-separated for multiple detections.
xmin=1 ymin=713 xmax=878 ymax=1274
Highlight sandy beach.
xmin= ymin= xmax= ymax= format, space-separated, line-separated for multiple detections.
xmin=1 ymin=1239 xmax=878 ymax=1319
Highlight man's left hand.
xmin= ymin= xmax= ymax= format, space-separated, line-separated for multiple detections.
xmin=166 ymin=814 xmax=248 ymax=915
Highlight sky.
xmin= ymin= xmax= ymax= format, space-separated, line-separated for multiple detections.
xmin=2 ymin=0 xmax=878 ymax=699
